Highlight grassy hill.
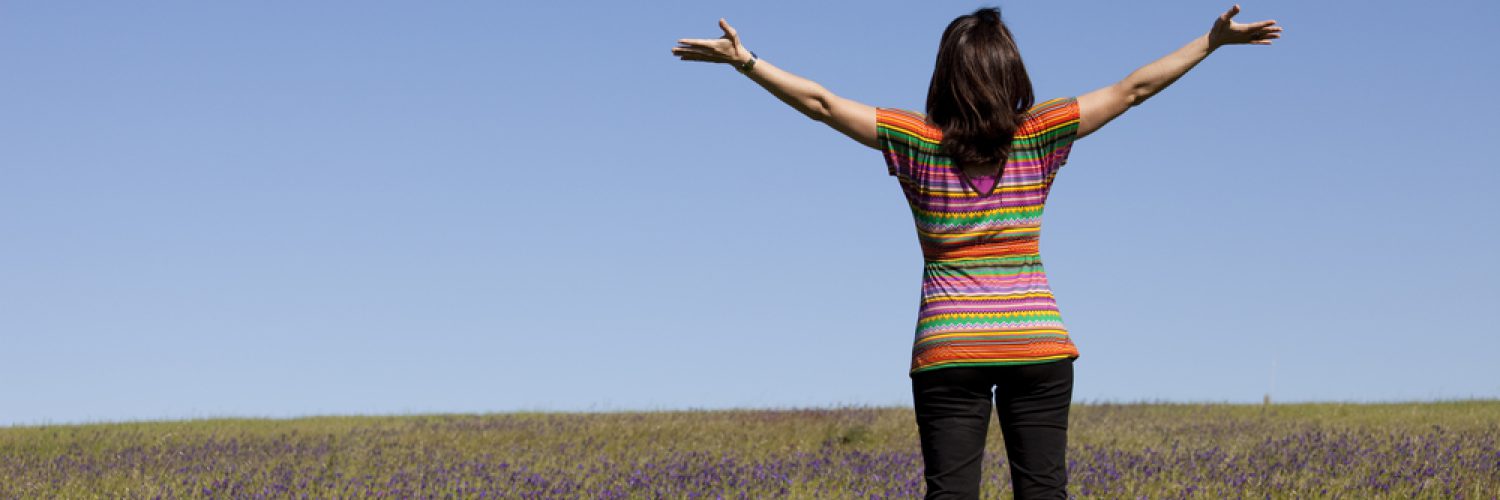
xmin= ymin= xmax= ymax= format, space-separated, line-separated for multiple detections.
xmin=3 ymin=401 xmax=1497 ymax=498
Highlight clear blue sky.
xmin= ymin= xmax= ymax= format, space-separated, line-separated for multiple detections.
xmin=3 ymin=1 xmax=1497 ymax=427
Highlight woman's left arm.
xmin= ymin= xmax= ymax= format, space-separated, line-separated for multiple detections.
xmin=673 ymin=19 xmax=879 ymax=150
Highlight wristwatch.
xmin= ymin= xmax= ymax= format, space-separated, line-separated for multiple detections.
xmin=736 ymin=50 xmax=758 ymax=72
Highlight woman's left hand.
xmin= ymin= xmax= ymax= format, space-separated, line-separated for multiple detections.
xmin=672 ymin=18 xmax=752 ymax=66
xmin=1207 ymin=4 xmax=1282 ymax=48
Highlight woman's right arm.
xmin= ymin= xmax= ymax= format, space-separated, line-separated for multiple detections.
xmin=1076 ymin=4 xmax=1282 ymax=140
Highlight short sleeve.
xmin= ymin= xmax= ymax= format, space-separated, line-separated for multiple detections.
xmin=875 ymin=107 xmax=939 ymax=183
xmin=1024 ymin=96 xmax=1081 ymax=176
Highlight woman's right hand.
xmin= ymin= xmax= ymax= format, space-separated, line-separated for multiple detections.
xmin=672 ymin=18 xmax=753 ymax=68
xmin=1208 ymin=4 xmax=1283 ymax=48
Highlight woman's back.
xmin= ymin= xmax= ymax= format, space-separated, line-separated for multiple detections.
xmin=876 ymin=96 xmax=1083 ymax=376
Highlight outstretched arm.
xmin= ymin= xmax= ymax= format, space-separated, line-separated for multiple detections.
xmin=1076 ymin=4 xmax=1282 ymax=140
xmin=672 ymin=19 xmax=879 ymax=150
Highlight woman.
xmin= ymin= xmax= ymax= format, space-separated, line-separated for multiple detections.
xmin=672 ymin=5 xmax=1281 ymax=499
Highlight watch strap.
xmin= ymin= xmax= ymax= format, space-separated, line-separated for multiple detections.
xmin=736 ymin=50 xmax=758 ymax=72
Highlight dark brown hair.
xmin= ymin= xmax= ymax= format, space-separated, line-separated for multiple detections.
xmin=926 ymin=6 xmax=1035 ymax=172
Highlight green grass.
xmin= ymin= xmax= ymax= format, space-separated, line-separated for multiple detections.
xmin=2 ymin=401 xmax=1497 ymax=498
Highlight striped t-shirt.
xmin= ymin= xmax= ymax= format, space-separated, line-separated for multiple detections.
xmin=877 ymin=96 xmax=1083 ymax=376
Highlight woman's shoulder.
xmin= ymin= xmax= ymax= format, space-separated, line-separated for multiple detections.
xmin=1027 ymin=96 xmax=1077 ymax=114
xmin=877 ymin=107 xmax=944 ymax=144
xmin=1022 ymin=97 xmax=1080 ymax=132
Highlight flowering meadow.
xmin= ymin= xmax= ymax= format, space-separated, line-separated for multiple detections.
xmin=2 ymin=401 xmax=1497 ymax=499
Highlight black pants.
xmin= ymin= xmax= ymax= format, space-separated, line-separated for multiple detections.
xmin=911 ymin=358 xmax=1074 ymax=500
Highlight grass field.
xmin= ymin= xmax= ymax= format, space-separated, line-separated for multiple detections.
xmin=2 ymin=401 xmax=1497 ymax=499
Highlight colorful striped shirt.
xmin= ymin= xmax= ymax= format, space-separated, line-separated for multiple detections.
xmin=877 ymin=96 xmax=1083 ymax=376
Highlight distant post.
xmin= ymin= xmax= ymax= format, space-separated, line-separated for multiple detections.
xmin=1264 ymin=357 xmax=1277 ymax=409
